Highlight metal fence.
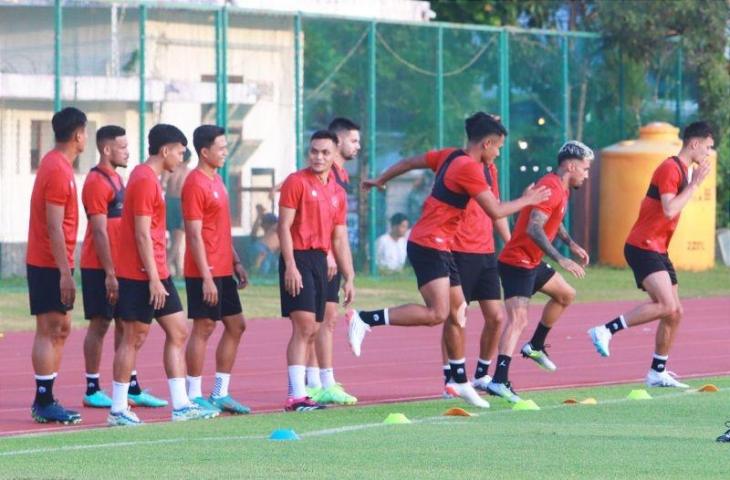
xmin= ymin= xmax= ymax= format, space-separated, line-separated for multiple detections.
xmin=0 ymin=1 xmax=695 ymax=277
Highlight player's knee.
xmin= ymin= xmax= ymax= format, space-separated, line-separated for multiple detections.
xmin=556 ymin=287 xmax=576 ymax=307
xmin=195 ymin=320 xmax=216 ymax=339
xmin=490 ymin=309 xmax=505 ymax=329
xmin=427 ymin=307 xmax=448 ymax=327
xmin=658 ymin=300 xmax=677 ymax=320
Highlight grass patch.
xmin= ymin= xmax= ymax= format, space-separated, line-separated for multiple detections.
xmin=2 ymin=376 xmax=730 ymax=478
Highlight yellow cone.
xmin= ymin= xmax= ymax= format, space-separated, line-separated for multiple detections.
xmin=580 ymin=397 xmax=598 ymax=405
xmin=383 ymin=413 xmax=411 ymax=424
xmin=627 ymin=389 xmax=652 ymax=400
xmin=512 ymin=399 xmax=540 ymax=411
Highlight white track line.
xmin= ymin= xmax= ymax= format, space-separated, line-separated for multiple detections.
xmin=0 ymin=387 xmax=725 ymax=458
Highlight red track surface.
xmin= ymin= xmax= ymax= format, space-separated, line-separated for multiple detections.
xmin=1 ymin=297 xmax=729 ymax=437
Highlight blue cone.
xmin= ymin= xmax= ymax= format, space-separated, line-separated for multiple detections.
xmin=269 ymin=429 xmax=300 ymax=441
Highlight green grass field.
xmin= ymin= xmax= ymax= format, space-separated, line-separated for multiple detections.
xmin=2 ymin=377 xmax=730 ymax=479
xmin=1 ymin=265 xmax=728 ymax=332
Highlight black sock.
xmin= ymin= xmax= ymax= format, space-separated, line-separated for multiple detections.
xmin=651 ymin=354 xmax=668 ymax=373
xmin=474 ymin=359 xmax=491 ymax=379
xmin=85 ymin=375 xmax=100 ymax=396
xmin=529 ymin=323 xmax=551 ymax=350
xmin=449 ymin=360 xmax=468 ymax=384
xmin=34 ymin=376 xmax=55 ymax=406
xmin=492 ymin=355 xmax=512 ymax=384
xmin=605 ymin=316 xmax=625 ymax=335
xmin=443 ymin=365 xmax=452 ymax=385
xmin=359 ymin=309 xmax=386 ymax=327
xmin=128 ymin=372 xmax=142 ymax=395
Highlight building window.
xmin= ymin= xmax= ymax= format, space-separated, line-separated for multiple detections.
xmin=30 ymin=120 xmax=97 ymax=173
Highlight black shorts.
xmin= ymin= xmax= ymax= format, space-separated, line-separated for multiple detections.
xmin=498 ymin=261 xmax=556 ymax=300
xmin=624 ymin=243 xmax=678 ymax=290
xmin=116 ymin=277 xmax=183 ymax=324
xmin=27 ymin=265 xmax=74 ymax=315
xmin=279 ymin=250 xmax=328 ymax=322
xmin=185 ymin=276 xmax=243 ymax=320
xmin=407 ymin=241 xmax=461 ymax=289
xmin=453 ymin=252 xmax=501 ymax=303
xmin=326 ymin=272 xmax=341 ymax=303
xmin=81 ymin=268 xmax=117 ymax=320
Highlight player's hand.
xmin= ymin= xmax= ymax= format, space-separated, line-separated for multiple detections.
xmin=202 ymin=276 xmax=218 ymax=306
xmin=326 ymin=252 xmax=338 ymax=281
xmin=361 ymin=178 xmax=386 ymax=191
xmin=105 ymin=273 xmax=119 ymax=305
xmin=558 ymin=258 xmax=585 ymax=279
xmin=284 ymin=265 xmax=304 ymax=297
xmin=234 ymin=262 xmax=249 ymax=290
xmin=341 ymin=279 xmax=355 ymax=307
xmin=523 ymin=183 xmax=551 ymax=205
xmin=148 ymin=279 xmax=169 ymax=310
xmin=691 ymin=159 xmax=711 ymax=187
xmin=59 ymin=272 xmax=76 ymax=308
xmin=569 ymin=243 xmax=590 ymax=267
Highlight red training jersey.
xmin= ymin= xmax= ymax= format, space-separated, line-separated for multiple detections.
xmin=116 ymin=164 xmax=169 ymax=281
xmin=27 ymin=150 xmax=79 ymax=268
xmin=80 ymin=165 xmax=124 ymax=269
xmin=451 ymin=162 xmax=500 ymax=254
xmin=181 ymin=169 xmax=233 ymax=278
xmin=278 ymin=168 xmax=347 ymax=252
xmin=408 ymin=148 xmax=490 ymax=252
xmin=625 ymin=157 xmax=689 ymax=253
xmin=499 ymin=173 xmax=569 ymax=268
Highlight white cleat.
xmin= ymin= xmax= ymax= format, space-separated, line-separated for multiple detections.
xmin=645 ymin=370 xmax=689 ymax=388
xmin=472 ymin=375 xmax=493 ymax=393
xmin=451 ymin=382 xmax=490 ymax=409
xmin=588 ymin=325 xmax=612 ymax=357
xmin=346 ymin=310 xmax=371 ymax=357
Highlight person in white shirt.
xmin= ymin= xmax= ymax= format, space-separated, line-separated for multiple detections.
xmin=376 ymin=213 xmax=409 ymax=272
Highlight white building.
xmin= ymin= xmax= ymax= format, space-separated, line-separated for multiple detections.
xmin=0 ymin=0 xmax=433 ymax=277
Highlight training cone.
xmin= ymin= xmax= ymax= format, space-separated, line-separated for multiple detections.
xmin=627 ymin=389 xmax=652 ymax=400
xmin=580 ymin=397 xmax=598 ymax=405
xmin=383 ymin=413 xmax=411 ymax=424
xmin=698 ymin=384 xmax=719 ymax=393
xmin=269 ymin=429 xmax=300 ymax=441
xmin=512 ymin=399 xmax=540 ymax=411
xmin=443 ymin=407 xmax=474 ymax=417
xmin=563 ymin=398 xmax=578 ymax=404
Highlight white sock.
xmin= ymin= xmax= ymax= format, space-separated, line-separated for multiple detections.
xmin=287 ymin=365 xmax=307 ymax=399
xmin=320 ymin=368 xmax=336 ymax=389
xmin=384 ymin=308 xmax=390 ymax=325
xmin=111 ymin=381 xmax=129 ymax=413
xmin=168 ymin=377 xmax=190 ymax=410
xmin=619 ymin=315 xmax=628 ymax=329
xmin=212 ymin=372 xmax=230 ymax=398
xmin=186 ymin=375 xmax=202 ymax=399
xmin=306 ymin=367 xmax=322 ymax=389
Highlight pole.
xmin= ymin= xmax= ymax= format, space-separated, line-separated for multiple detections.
xmin=218 ymin=7 xmax=230 ymax=187
xmin=368 ymin=21 xmax=377 ymax=276
xmin=498 ymin=29 xmax=510 ymax=201
xmin=675 ymin=37 xmax=683 ymax=127
xmin=561 ymin=34 xmax=571 ymax=255
xmin=54 ymin=0 xmax=62 ymax=112
xmin=138 ymin=3 xmax=147 ymax=164
xmin=618 ymin=45 xmax=625 ymax=140
xmin=436 ymin=26 xmax=444 ymax=148
xmin=294 ymin=13 xmax=304 ymax=169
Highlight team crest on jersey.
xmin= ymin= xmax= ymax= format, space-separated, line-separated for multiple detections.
xmin=311 ymin=190 xmax=318 ymax=197
xmin=213 ymin=191 xmax=219 ymax=199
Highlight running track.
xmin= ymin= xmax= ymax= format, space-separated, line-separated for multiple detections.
xmin=1 ymin=297 xmax=729 ymax=436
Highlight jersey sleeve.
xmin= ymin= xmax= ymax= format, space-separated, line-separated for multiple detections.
xmin=129 ymin=177 xmax=158 ymax=216
xmin=44 ymin=167 xmax=72 ymax=206
xmin=82 ymin=175 xmax=112 ymax=216
xmin=335 ymin=191 xmax=347 ymax=226
xmin=278 ymin=174 xmax=304 ymax=210
xmin=181 ymin=181 xmax=206 ymax=221
xmin=424 ymin=150 xmax=446 ymax=172
xmin=449 ymin=160 xmax=489 ymax=198
xmin=655 ymin=162 xmax=682 ymax=195
xmin=532 ymin=180 xmax=560 ymax=216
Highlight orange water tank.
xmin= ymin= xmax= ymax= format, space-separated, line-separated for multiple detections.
xmin=598 ymin=122 xmax=716 ymax=271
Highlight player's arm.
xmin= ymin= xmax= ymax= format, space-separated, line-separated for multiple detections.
xmin=526 ymin=210 xmax=585 ymax=278
xmin=473 ymin=183 xmax=551 ymax=219
xmin=331 ymin=224 xmax=355 ymax=306
xmin=661 ymin=160 xmax=710 ymax=218
xmin=494 ymin=217 xmax=511 ymax=244
xmin=231 ymin=242 xmax=249 ymax=289
xmin=557 ymin=223 xmax=589 ymax=266
xmin=185 ymin=218 xmax=218 ymax=306
xmin=277 ymin=206 xmax=302 ymax=297
xmin=46 ymin=203 xmax=75 ymax=306
xmin=89 ymin=213 xmax=119 ymax=304
xmin=134 ymin=215 xmax=168 ymax=309
xmin=362 ymin=154 xmax=429 ymax=191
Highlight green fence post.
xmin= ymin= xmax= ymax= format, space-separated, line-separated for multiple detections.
xmin=618 ymin=45 xmax=625 ymax=140
xmin=294 ymin=13 xmax=303 ymax=169
xmin=561 ymin=34 xmax=571 ymax=255
xmin=218 ymin=6 xmax=230 ymax=187
xmin=368 ymin=21 xmax=377 ymax=276
xmin=53 ymin=0 xmax=62 ymax=112
xmin=498 ymin=29 xmax=510 ymax=201
xmin=138 ymin=3 xmax=147 ymax=164
xmin=436 ymin=25 xmax=444 ymax=149
xmin=215 ymin=10 xmax=221 ymax=125
xmin=675 ymin=37 xmax=683 ymax=127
